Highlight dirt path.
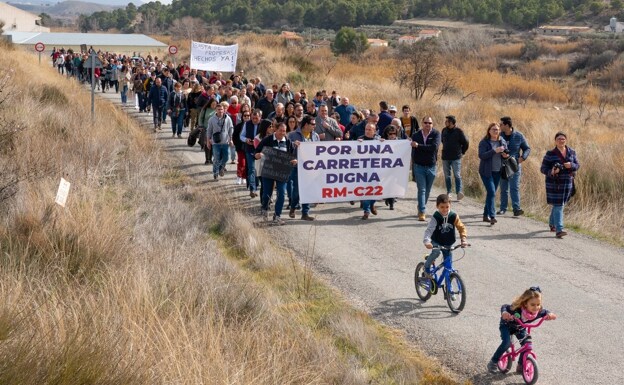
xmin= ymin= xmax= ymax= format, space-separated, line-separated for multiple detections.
xmin=100 ymin=91 xmax=624 ymax=385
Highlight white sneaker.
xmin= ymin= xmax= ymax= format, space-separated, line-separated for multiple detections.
xmin=242 ymin=179 xmax=247 ymax=185
xmin=457 ymin=192 xmax=464 ymax=201
xmin=447 ymin=193 xmax=453 ymax=200
xmin=236 ymin=177 xmax=242 ymax=185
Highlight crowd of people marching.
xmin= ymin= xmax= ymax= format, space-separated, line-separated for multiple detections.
xmin=50 ymin=46 xmax=578 ymax=375
xmin=51 ymin=47 xmax=579 ymax=236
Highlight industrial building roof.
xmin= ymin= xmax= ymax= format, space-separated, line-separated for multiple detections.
xmin=2 ymin=32 xmax=167 ymax=47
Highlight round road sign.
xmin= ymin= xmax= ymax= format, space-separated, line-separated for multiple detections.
xmin=168 ymin=45 xmax=178 ymax=55
xmin=35 ymin=42 xmax=45 ymax=52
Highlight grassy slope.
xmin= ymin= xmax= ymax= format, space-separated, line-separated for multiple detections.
xmin=0 ymin=41 xmax=463 ymax=384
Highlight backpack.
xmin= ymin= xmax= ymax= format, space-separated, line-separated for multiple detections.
xmin=133 ymin=76 xmax=144 ymax=92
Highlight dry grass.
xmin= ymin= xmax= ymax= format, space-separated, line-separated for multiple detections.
xmin=541 ymin=41 xmax=581 ymax=55
xmin=519 ymin=60 xmax=569 ymax=78
xmin=484 ymin=43 xmax=523 ymax=59
xmin=0 ymin=39 xmax=462 ymax=384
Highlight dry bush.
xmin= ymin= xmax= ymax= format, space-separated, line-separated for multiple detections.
xmin=519 ymin=60 xmax=569 ymax=78
xmin=448 ymin=67 xmax=568 ymax=103
xmin=595 ymin=57 xmax=624 ymax=88
xmin=541 ymin=41 xmax=582 ymax=55
xmin=483 ymin=43 xmax=523 ymax=59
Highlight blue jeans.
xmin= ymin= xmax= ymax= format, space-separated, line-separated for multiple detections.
xmin=414 ymin=164 xmax=437 ymax=214
xmin=245 ymin=152 xmax=257 ymax=192
xmin=500 ymin=166 xmax=521 ymax=211
xmin=442 ymin=159 xmax=463 ymax=195
xmin=362 ymin=200 xmax=376 ymax=214
xmin=491 ymin=322 xmax=527 ymax=363
xmin=262 ymin=177 xmax=286 ymax=217
xmin=424 ymin=241 xmax=450 ymax=272
xmin=549 ymin=204 xmax=564 ymax=232
xmin=121 ymin=84 xmax=128 ymax=104
xmin=288 ymin=167 xmax=310 ymax=215
xmin=229 ymin=144 xmax=236 ymax=162
xmin=480 ymin=171 xmax=501 ymax=218
xmin=152 ymin=105 xmax=163 ymax=128
xmin=212 ymin=143 xmax=229 ymax=176
xmin=171 ymin=109 xmax=186 ymax=135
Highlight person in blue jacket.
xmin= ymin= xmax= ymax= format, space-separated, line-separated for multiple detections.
xmin=147 ymin=77 xmax=169 ymax=132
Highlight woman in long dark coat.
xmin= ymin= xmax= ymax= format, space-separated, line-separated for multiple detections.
xmin=540 ymin=132 xmax=580 ymax=238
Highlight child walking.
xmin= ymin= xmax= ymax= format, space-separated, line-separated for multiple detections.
xmin=487 ymin=287 xmax=557 ymax=373
xmin=423 ymin=193 xmax=468 ymax=274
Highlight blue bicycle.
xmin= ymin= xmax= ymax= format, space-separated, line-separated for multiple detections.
xmin=414 ymin=244 xmax=469 ymax=313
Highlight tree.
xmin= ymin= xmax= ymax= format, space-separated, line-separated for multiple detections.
xmin=39 ymin=13 xmax=52 ymax=27
xmin=170 ymin=16 xmax=209 ymax=41
xmin=331 ymin=27 xmax=369 ymax=57
xmin=394 ymin=39 xmax=443 ymax=100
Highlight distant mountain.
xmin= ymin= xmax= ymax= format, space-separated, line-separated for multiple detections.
xmin=4 ymin=0 xmax=152 ymax=7
xmin=7 ymin=1 xmax=119 ymax=17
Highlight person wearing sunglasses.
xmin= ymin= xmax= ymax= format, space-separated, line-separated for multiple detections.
xmin=411 ymin=117 xmax=441 ymax=221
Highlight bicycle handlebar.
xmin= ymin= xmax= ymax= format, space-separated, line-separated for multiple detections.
xmin=433 ymin=244 xmax=471 ymax=251
xmin=513 ymin=316 xmax=546 ymax=329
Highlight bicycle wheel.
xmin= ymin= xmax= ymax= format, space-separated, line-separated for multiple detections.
xmin=497 ymin=351 xmax=513 ymax=373
xmin=445 ymin=272 xmax=466 ymax=313
xmin=414 ymin=262 xmax=432 ymax=301
xmin=522 ymin=356 xmax=538 ymax=385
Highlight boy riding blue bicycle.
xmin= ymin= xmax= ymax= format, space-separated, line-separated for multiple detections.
xmin=423 ymin=194 xmax=468 ymax=275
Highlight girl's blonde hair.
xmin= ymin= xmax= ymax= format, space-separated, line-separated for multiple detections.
xmin=510 ymin=288 xmax=542 ymax=312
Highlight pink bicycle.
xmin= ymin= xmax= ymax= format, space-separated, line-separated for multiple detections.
xmin=497 ymin=316 xmax=546 ymax=385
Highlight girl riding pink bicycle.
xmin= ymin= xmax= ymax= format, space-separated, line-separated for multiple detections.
xmin=487 ymin=287 xmax=557 ymax=381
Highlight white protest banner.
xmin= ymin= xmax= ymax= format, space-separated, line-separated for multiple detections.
xmin=190 ymin=41 xmax=238 ymax=72
xmin=55 ymin=177 xmax=71 ymax=207
xmin=297 ymin=141 xmax=411 ymax=203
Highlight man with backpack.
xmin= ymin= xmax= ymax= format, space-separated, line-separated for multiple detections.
xmin=133 ymin=68 xmax=147 ymax=112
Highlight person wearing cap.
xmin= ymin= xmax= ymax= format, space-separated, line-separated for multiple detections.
xmin=441 ymin=115 xmax=469 ymax=201
xmin=377 ymin=101 xmax=393 ymax=134
xmin=540 ymin=132 xmax=579 ymax=238
xmin=498 ymin=116 xmax=531 ymax=216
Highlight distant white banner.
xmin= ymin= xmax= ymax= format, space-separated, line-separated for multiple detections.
xmin=297 ymin=141 xmax=411 ymax=203
xmin=190 ymin=41 xmax=238 ymax=72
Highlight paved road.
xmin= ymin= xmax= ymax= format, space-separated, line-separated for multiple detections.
xmin=98 ymin=91 xmax=624 ymax=385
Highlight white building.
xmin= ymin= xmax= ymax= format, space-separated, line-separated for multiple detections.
xmin=537 ymin=26 xmax=591 ymax=36
xmin=604 ymin=22 xmax=624 ymax=33
xmin=418 ymin=29 xmax=441 ymax=39
xmin=398 ymin=35 xmax=420 ymax=45
xmin=367 ymin=38 xmax=388 ymax=47
xmin=0 ymin=2 xmax=50 ymax=33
